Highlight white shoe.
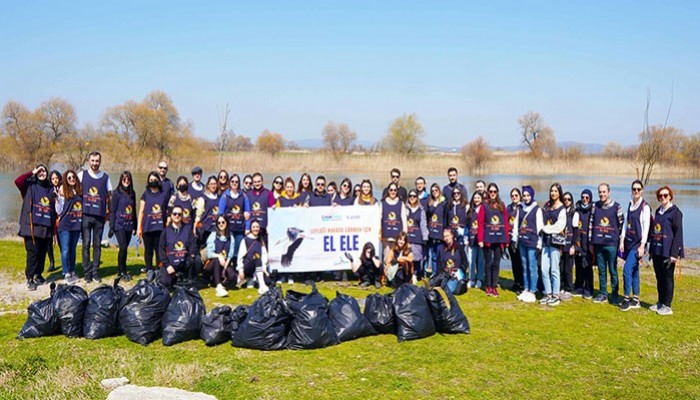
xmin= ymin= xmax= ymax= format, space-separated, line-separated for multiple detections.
xmin=467 ymin=280 xmax=475 ymax=288
xmin=287 ymin=277 xmax=294 ymax=284
xmin=524 ymin=292 xmax=537 ymax=303
xmin=516 ymin=291 xmax=525 ymax=301
xmin=246 ymin=278 xmax=255 ymax=289
xmin=257 ymin=284 xmax=269 ymax=295
xmin=215 ymin=284 xmax=228 ymax=298
xmin=475 ymin=280 xmax=483 ymax=289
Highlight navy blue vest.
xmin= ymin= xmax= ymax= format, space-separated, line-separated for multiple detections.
xmin=213 ymin=234 xmax=232 ymax=258
xmin=624 ymin=200 xmax=647 ymax=251
xmin=30 ymin=184 xmax=54 ymax=228
xmin=406 ymin=207 xmax=424 ymax=245
xmin=428 ymin=200 xmax=447 ymax=240
xmin=591 ymin=201 xmax=620 ymax=246
xmin=507 ymin=203 xmax=519 ymax=239
xmin=467 ymin=207 xmax=480 ymax=247
xmin=81 ymin=172 xmax=109 ymax=217
xmin=243 ymin=236 xmax=263 ymax=268
xmin=142 ymin=190 xmax=168 ymax=233
xmin=438 ymin=245 xmax=463 ymax=274
xmin=576 ymin=204 xmax=592 ymax=250
xmin=564 ymin=209 xmax=576 ymax=250
xmin=223 ymin=193 xmax=246 ymax=233
xmin=113 ymin=190 xmax=135 ymax=232
xmin=518 ymin=205 xmax=539 ymax=248
xmin=309 ymin=192 xmax=332 ymax=207
xmin=333 ymin=195 xmax=354 ymax=206
xmin=447 ymin=203 xmax=467 ymax=233
xmin=247 ymin=189 xmax=270 ymax=228
xmin=164 ymin=226 xmax=191 ymax=266
xmin=58 ymin=195 xmax=82 ymax=232
xmin=201 ymin=194 xmax=220 ymax=232
xmin=381 ymin=200 xmax=403 ymax=240
xmin=278 ymin=195 xmax=302 ymax=208
xmin=188 ymin=182 xmax=204 ymax=200
xmin=484 ymin=204 xmax=507 ymax=244
xmin=172 ymin=195 xmax=194 ymax=226
xmin=649 ymin=206 xmax=678 ymax=258
xmin=543 ymin=205 xmax=565 ymax=247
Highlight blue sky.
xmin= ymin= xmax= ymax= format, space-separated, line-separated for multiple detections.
xmin=2 ymin=1 xmax=698 ymax=147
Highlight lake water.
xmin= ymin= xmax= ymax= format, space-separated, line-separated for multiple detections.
xmin=2 ymin=171 xmax=698 ymax=248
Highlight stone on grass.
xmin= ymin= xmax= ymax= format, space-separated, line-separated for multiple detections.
xmin=105 ymin=385 xmax=217 ymax=400
xmin=100 ymin=377 xmax=130 ymax=390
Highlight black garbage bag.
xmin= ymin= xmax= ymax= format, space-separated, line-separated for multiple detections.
xmin=328 ymin=291 xmax=377 ymax=342
xmin=119 ymin=278 xmax=171 ymax=346
xmin=427 ymin=287 xmax=470 ymax=334
xmin=286 ymin=284 xmax=339 ymax=349
xmin=17 ymin=296 xmax=60 ymax=339
xmin=229 ymin=305 xmax=249 ymax=337
xmin=363 ymin=293 xmax=395 ymax=334
xmin=393 ymin=284 xmax=435 ymax=342
xmin=162 ymin=286 xmax=206 ymax=346
xmin=232 ymin=287 xmax=292 ymax=351
xmin=201 ymin=306 xmax=232 ymax=346
xmin=429 ymin=270 xmax=450 ymax=288
xmin=52 ymin=283 xmax=89 ymax=338
xmin=83 ymin=280 xmax=125 ymax=339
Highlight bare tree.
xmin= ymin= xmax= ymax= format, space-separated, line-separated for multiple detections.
xmin=216 ymin=104 xmax=231 ymax=170
xmin=322 ymin=122 xmax=357 ymax=158
xmin=636 ymin=87 xmax=674 ymax=186
xmin=461 ymin=136 xmax=492 ymax=174
xmin=517 ymin=111 xmax=544 ymax=152
xmin=256 ymin=130 xmax=286 ymax=155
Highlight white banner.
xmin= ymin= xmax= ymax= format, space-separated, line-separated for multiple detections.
xmin=267 ymin=205 xmax=381 ymax=273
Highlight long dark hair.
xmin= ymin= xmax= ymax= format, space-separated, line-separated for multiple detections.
xmin=382 ymin=182 xmax=399 ymax=201
xmin=451 ymin=186 xmax=468 ymax=208
xmin=467 ymin=191 xmax=483 ymax=220
xmin=118 ymin=170 xmax=134 ymax=195
xmin=62 ymin=169 xmax=82 ymax=199
xmin=359 ymin=241 xmax=376 ymax=264
xmin=486 ymin=182 xmax=505 ymax=212
xmin=146 ymin=171 xmax=162 ymax=191
xmin=50 ymin=170 xmax=62 ymax=188
xmin=545 ymin=182 xmax=563 ymax=209
xmin=391 ymin=231 xmax=411 ymax=256
xmin=216 ymin=214 xmax=229 ymax=236
xmin=428 ymin=183 xmax=443 ymax=207
xmin=298 ymin=172 xmax=312 ymax=193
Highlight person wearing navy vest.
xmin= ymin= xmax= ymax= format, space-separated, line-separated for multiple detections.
xmin=426 ymin=183 xmax=447 ymax=277
xmin=194 ymin=176 xmax=221 ymax=247
xmin=78 ymin=151 xmax=112 ymax=283
xmin=56 ymin=169 xmax=83 ymax=284
xmin=381 ymin=168 xmax=408 ymax=202
xmin=380 ymin=182 xmax=408 ymax=257
xmin=109 ymin=171 xmax=136 ymax=282
xmin=415 ymin=177 xmax=429 ymax=209
xmin=406 ymin=189 xmax=429 ymax=280
xmin=466 ymin=191 xmax=485 ymax=288
xmin=204 ymin=215 xmax=237 ymax=297
xmin=437 ymin=228 xmax=468 ymax=294
xmin=559 ymin=192 xmax=580 ymax=301
xmin=649 ymin=185 xmax=683 ymax=316
xmin=16 ymin=164 xmax=56 ymax=291
xmin=507 ymin=188 xmax=524 ymax=293
xmin=332 ymin=178 xmax=354 ymax=206
xmin=218 ymin=173 xmax=250 ymax=272
xmin=157 ymin=161 xmax=174 ymax=197
xmin=242 ymin=174 xmax=253 ymax=194
xmin=47 ymin=170 xmax=62 ymax=273
xmin=308 ymin=175 xmax=333 ymax=207
xmin=539 ymin=183 xmax=567 ymax=306
xmin=158 ymin=205 xmax=196 ymax=289
xmin=477 ymin=183 xmax=509 ymax=298
xmin=619 ymin=180 xmax=651 ymax=311
xmin=588 ymin=183 xmax=624 ymax=304
xmin=297 ymin=173 xmax=312 ymax=206
xmin=245 ymin=172 xmax=275 ymax=247
xmin=513 ymin=186 xmax=543 ymax=303
xmin=188 ymin=166 xmax=205 ymax=199
xmin=442 ymin=167 xmax=468 ymax=201
xmin=137 ymin=171 xmax=169 ymax=273
xmin=168 ymin=176 xmax=195 ymax=228
xmin=447 ymin=186 xmax=469 ymax=245
xmin=236 ymin=219 xmax=270 ymax=295
xmin=574 ymin=189 xmax=594 ymax=299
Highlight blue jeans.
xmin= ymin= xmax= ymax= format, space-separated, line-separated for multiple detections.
xmin=541 ymin=246 xmax=561 ymax=295
xmin=595 ymin=245 xmax=619 ymax=297
xmin=58 ymin=230 xmax=81 ymax=275
xmin=427 ymin=239 xmax=441 ymax=276
xmin=445 ymin=268 xmax=466 ymax=293
xmin=519 ymin=244 xmax=538 ymax=292
xmin=622 ymin=249 xmax=640 ymax=297
xmin=468 ymin=245 xmax=485 ymax=282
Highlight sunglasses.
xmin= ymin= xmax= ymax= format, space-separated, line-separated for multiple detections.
xmin=409 ymin=194 xmax=417 ymax=198
xmin=391 ymin=174 xmax=400 ymax=179
xmin=632 ymin=187 xmax=642 ymax=192
xmin=564 ymin=198 xmax=572 ymax=202
xmin=67 ymin=175 xmax=76 ymax=180
xmin=658 ymin=193 xmax=670 ymax=199
xmin=171 ymin=212 xmax=182 ymax=216
xmin=158 ymin=166 xmax=168 ymax=170
xmin=511 ymin=193 xmax=520 ymax=198
xmin=217 ymin=220 xmax=227 ymax=225
xmin=231 ymin=180 xmax=240 ymax=184
xmin=389 ymin=189 xmax=397 ymax=192
xmin=342 ymin=183 xmax=349 ymax=187
xmin=316 ymin=182 xmax=325 ymax=186
xmin=244 ymin=181 xmax=252 ymax=185
xmin=582 ymin=195 xmax=590 ymax=199
xmin=488 ymin=190 xmax=498 ymax=194
xmin=453 ymin=192 xmax=461 ymax=196
xmin=274 ymin=181 xmax=283 ymax=185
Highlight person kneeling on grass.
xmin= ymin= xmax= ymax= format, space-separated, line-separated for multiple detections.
xmin=158 ymin=205 xmax=197 ymax=290
xmin=384 ymin=231 xmax=414 ymax=288
xmin=436 ymin=228 xmax=468 ymax=294
xmin=345 ymin=242 xmax=382 ymax=288
xmin=204 ymin=215 xmax=237 ymax=297
xmin=236 ymin=219 xmax=270 ymax=295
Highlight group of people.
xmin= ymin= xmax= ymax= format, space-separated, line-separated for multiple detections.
xmin=16 ymin=155 xmax=684 ymax=315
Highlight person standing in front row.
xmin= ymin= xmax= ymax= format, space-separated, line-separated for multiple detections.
xmin=507 ymin=188 xmax=524 ymax=293
xmin=79 ymin=151 xmax=112 ymax=283
xmin=540 ymin=183 xmax=567 ymax=306
xmin=406 ymin=189 xmax=429 ymax=281
xmin=56 ymin=170 xmax=83 ymax=284
xmin=109 ymin=171 xmax=136 ymax=281
xmin=559 ymin=192 xmax=580 ymax=301
xmin=589 ymin=183 xmax=624 ymax=305
xmin=246 ymin=172 xmax=275 ymax=247
xmin=16 ymin=165 xmax=55 ymax=291
xmin=478 ymin=183 xmax=509 ymax=297
xmin=648 ymin=186 xmax=683 ymax=316
xmin=574 ymin=189 xmax=594 ymax=299
xmin=618 ymin=180 xmax=651 ymax=311
xmin=137 ymin=172 xmax=169 ymax=274
xmin=158 ymin=205 xmax=196 ymax=289
xmin=514 ymin=186 xmax=543 ymax=303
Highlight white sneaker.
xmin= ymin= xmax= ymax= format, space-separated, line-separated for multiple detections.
xmin=517 ymin=291 xmax=526 ymax=301
xmin=287 ymin=277 xmax=294 ymax=284
xmin=215 ymin=284 xmax=228 ymax=298
xmin=523 ymin=292 xmax=537 ymax=303
xmin=467 ymin=280 xmax=475 ymax=288
xmin=476 ymin=280 xmax=483 ymax=289
xmin=257 ymin=284 xmax=269 ymax=295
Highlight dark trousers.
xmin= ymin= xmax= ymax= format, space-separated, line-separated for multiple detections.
xmin=560 ymin=250 xmax=575 ymax=292
xmin=142 ymin=231 xmax=161 ymax=271
xmin=115 ymin=230 xmax=132 ymax=275
xmin=204 ymin=258 xmax=237 ymax=286
xmin=484 ymin=245 xmax=503 ymax=288
xmin=159 ymin=259 xmax=194 ymax=289
xmin=652 ymin=255 xmax=676 ymax=307
xmin=47 ymin=237 xmax=55 ymax=266
xmin=24 ymin=236 xmax=51 ymax=281
xmin=82 ymin=215 xmax=105 ymax=277
xmin=574 ymin=252 xmax=594 ymax=293
xmin=356 ymin=263 xmax=381 ymax=284
xmin=508 ymin=243 xmax=523 ymax=290
xmin=413 ymin=261 xmax=424 ymax=280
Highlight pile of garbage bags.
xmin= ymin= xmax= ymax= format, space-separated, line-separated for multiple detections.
xmin=18 ymin=280 xmax=469 ymax=349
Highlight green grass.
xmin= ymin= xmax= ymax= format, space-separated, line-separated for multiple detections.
xmin=1 ymin=240 xmax=699 ymax=399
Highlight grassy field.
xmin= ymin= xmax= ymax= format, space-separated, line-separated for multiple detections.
xmin=1 ymin=240 xmax=699 ymax=400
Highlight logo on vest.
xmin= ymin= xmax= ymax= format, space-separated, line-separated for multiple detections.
xmin=599 ymin=217 xmax=610 ymax=227
xmin=174 ymin=241 xmax=185 ymax=251
xmin=407 ymin=218 xmax=414 ymax=227
xmin=220 ymin=249 xmax=227 ymax=258
xmin=124 ymin=205 xmax=133 ymax=214
xmin=253 ymin=252 xmax=261 ymax=260
xmin=654 ymin=223 xmax=662 ymax=233
xmin=521 ymin=219 xmax=528 ymax=228
xmin=183 ymin=208 xmax=190 ymax=218
xmin=452 ymin=215 xmax=459 ymax=225
xmin=471 ymin=220 xmax=478 ymax=228
xmin=445 ymin=258 xmax=455 ymax=268
xmin=212 ymin=206 xmax=219 ymax=215
xmin=39 ymin=196 xmax=50 ymax=206
xmin=509 ymin=216 xmax=515 ymax=226
xmin=490 ymin=215 xmax=500 ymax=224
xmin=88 ymin=186 xmax=99 ymax=196
xmin=151 ymin=204 xmax=161 ymax=213
xmin=252 ymin=202 xmax=261 ymax=211
xmin=388 ymin=211 xmax=397 ymax=220
xmin=232 ymin=204 xmax=241 ymax=214
xmin=431 ymin=214 xmax=438 ymax=222
xmin=72 ymin=201 xmax=82 ymax=211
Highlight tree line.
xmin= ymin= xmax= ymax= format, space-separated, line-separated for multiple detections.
xmin=1 ymin=91 xmax=698 ymax=181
